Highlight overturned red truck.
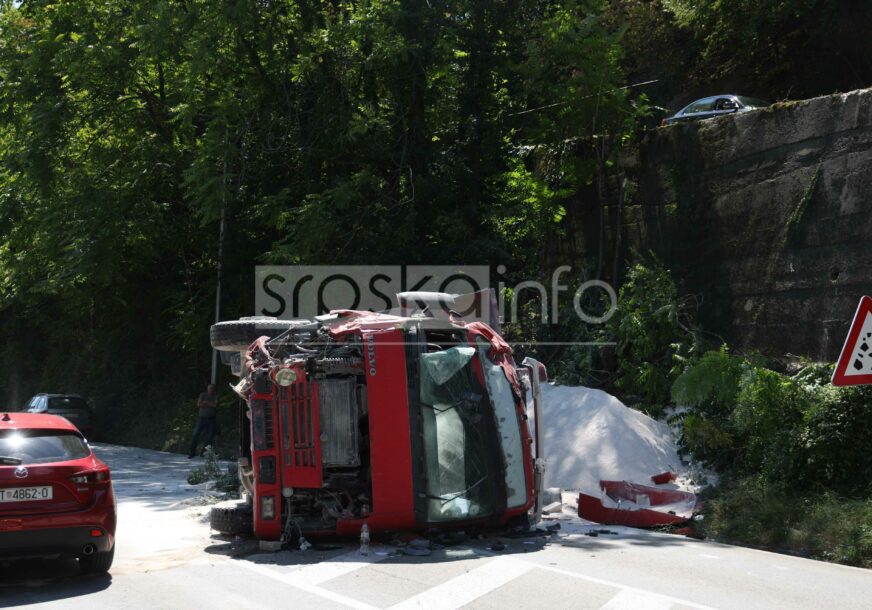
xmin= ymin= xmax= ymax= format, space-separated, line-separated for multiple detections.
xmin=209 ymin=292 xmax=547 ymax=544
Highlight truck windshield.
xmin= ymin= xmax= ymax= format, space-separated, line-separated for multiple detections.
xmin=476 ymin=339 xmax=529 ymax=509
xmin=419 ymin=346 xmax=500 ymax=522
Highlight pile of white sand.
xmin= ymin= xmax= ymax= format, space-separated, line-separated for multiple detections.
xmin=539 ymin=383 xmax=685 ymax=495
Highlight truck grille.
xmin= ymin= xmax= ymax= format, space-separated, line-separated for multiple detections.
xmin=277 ymin=372 xmax=322 ymax=487
xmin=291 ymin=382 xmax=316 ymax=467
xmin=262 ymin=402 xmax=275 ymax=449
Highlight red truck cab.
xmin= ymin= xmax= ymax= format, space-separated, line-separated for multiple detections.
xmin=210 ymin=303 xmax=546 ymax=543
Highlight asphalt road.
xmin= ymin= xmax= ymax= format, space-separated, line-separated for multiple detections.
xmin=1 ymin=444 xmax=870 ymax=609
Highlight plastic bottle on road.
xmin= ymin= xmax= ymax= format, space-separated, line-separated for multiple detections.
xmin=359 ymin=523 xmax=370 ymax=556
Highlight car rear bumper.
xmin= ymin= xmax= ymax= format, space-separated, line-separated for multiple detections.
xmin=0 ymin=495 xmax=116 ymax=559
xmin=0 ymin=524 xmax=114 ymax=559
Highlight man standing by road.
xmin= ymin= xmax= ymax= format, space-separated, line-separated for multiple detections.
xmin=189 ymin=384 xmax=218 ymax=458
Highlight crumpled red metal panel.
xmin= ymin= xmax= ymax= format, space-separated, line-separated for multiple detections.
xmin=326 ymin=310 xmax=408 ymax=337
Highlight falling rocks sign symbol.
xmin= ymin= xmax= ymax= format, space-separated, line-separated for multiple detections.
xmin=832 ymin=295 xmax=872 ymax=386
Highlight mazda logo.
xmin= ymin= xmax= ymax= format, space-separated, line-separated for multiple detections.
xmin=14 ymin=466 xmax=28 ymax=479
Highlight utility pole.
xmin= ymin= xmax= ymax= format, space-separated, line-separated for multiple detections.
xmin=211 ymin=127 xmax=229 ymax=386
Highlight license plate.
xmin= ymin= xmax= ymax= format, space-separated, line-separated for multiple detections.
xmin=0 ymin=486 xmax=53 ymax=502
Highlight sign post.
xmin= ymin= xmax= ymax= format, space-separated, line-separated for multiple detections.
xmin=832 ymin=295 xmax=872 ymax=386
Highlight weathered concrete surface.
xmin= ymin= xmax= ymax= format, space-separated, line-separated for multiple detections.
xmin=575 ymin=88 xmax=872 ymax=360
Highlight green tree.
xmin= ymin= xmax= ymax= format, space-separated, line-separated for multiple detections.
xmin=663 ymin=0 xmax=872 ymax=98
xmin=0 ymin=0 xmax=633 ymax=443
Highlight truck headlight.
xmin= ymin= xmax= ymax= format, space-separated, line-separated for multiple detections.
xmin=261 ymin=495 xmax=276 ymax=520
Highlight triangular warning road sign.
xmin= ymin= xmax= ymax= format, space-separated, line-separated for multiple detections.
xmin=832 ymin=295 xmax=872 ymax=386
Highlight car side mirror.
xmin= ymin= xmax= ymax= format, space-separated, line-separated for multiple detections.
xmin=722 ymin=100 xmax=738 ymax=111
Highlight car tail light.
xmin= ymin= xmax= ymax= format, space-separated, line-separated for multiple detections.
xmin=70 ymin=469 xmax=110 ymax=484
xmin=90 ymin=528 xmax=104 ymax=537
xmin=660 ymin=118 xmax=667 ymax=127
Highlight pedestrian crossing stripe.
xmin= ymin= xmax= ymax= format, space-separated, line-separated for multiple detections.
xmin=231 ymin=547 xmax=717 ymax=610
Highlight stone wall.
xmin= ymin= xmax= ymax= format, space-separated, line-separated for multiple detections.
xmin=564 ymin=88 xmax=872 ymax=360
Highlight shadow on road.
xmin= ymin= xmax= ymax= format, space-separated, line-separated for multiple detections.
xmin=203 ymin=528 xmax=558 ymax=567
xmin=0 ymin=558 xmax=111 ymax=607
xmin=201 ymin=520 xmax=700 ymax=569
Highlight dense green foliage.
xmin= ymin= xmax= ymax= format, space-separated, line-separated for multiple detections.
xmin=518 ymin=262 xmax=706 ymax=406
xmin=674 ymin=353 xmax=872 ymax=496
xmin=608 ymin=0 xmax=872 ymax=108
xmin=674 ymin=351 xmax=872 ymax=565
xmin=703 ymin=480 xmax=872 ymax=568
xmin=0 ymin=0 xmax=632 ymax=441
xmin=603 ymin=262 xmax=704 ymax=412
xmin=663 ymin=0 xmax=872 ymax=99
xmin=1 ymin=0 xmax=865 ymax=442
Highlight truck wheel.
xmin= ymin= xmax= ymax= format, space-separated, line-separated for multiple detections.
xmin=210 ymin=317 xmax=308 ymax=352
xmin=79 ymin=546 xmax=115 ymax=574
xmin=210 ymin=503 xmax=253 ymax=535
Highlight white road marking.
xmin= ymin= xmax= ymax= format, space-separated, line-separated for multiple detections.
xmin=227 ymin=544 xmax=717 ymax=610
xmin=389 ymin=556 xmax=533 ymax=610
xmin=600 ymin=589 xmax=673 ymax=610
xmin=283 ymin=548 xmax=392 ymax=585
xmin=471 ymin=548 xmax=717 ymax=610
xmin=528 ymin=563 xmax=717 ymax=610
xmin=232 ymin=556 xmax=382 ymax=610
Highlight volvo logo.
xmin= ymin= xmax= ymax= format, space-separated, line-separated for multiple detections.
xmin=14 ymin=466 xmax=28 ymax=479
xmin=366 ymin=334 xmax=377 ymax=377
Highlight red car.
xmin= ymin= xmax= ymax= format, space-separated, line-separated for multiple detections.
xmin=0 ymin=412 xmax=116 ymax=573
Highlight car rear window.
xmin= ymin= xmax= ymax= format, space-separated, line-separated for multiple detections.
xmin=737 ymin=96 xmax=769 ymax=108
xmin=47 ymin=397 xmax=89 ymax=411
xmin=0 ymin=430 xmax=90 ymax=464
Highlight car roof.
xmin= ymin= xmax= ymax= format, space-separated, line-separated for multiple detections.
xmin=31 ymin=393 xmax=84 ymax=399
xmin=679 ymin=95 xmax=737 ymax=111
xmin=0 ymin=412 xmax=82 ymax=432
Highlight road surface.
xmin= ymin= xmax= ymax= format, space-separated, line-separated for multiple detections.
xmin=1 ymin=444 xmax=870 ymax=609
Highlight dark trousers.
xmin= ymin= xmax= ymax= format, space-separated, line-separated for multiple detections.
xmin=189 ymin=416 xmax=216 ymax=456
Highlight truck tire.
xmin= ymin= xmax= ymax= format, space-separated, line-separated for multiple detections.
xmin=210 ymin=317 xmax=305 ymax=352
xmin=210 ymin=503 xmax=253 ymax=536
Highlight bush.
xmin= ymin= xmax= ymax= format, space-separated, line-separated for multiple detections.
xmin=703 ymin=477 xmax=872 ymax=568
xmin=680 ymin=412 xmax=736 ymax=469
xmin=505 ymin=278 xmax=601 ymax=387
xmin=800 ymin=384 xmax=872 ymax=496
xmin=671 ymin=347 xmax=747 ymax=468
xmin=732 ymin=366 xmax=810 ymax=480
xmin=606 ymin=262 xmax=703 ymax=414
xmin=672 ymin=349 xmax=815 ymax=480
xmin=675 ymin=352 xmax=872 ymax=494
xmin=672 ymin=345 xmax=746 ymax=417
xmin=658 ymin=313 xmax=872 ymax=568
